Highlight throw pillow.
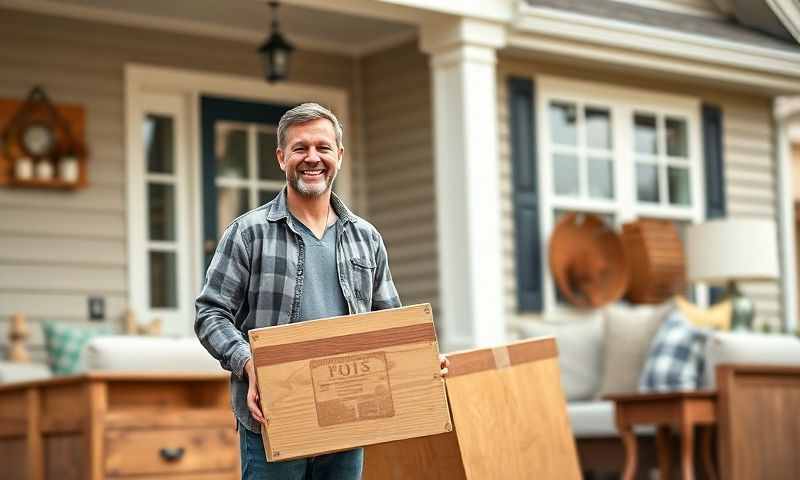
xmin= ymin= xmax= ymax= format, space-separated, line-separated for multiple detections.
xmin=514 ymin=310 xmax=603 ymax=401
xmin=41 ymin=321 xmax=111 ymax=375
xmin=674 ymin=295 xmax=732 ymax=331
xmin=639 ymin=309 xmax=708 ymax=392
xmin=596 ymin=301 xmax=672 ymax=397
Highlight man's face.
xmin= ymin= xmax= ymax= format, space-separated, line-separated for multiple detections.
xmin=277 ymin=118 xmax=342 ymax=198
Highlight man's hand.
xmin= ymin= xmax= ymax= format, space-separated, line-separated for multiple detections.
xmin=244 ymin=359 xmax=266 ymax=425
xmin=439 ymin=354 xmax=450 ymax=377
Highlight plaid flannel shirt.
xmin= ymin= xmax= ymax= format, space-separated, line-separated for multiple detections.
xmin=195 ymin=188 xmax=401 ymax=433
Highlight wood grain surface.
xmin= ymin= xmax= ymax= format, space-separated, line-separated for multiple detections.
xmin=364 ymin=336 xmax=581 ymax=480
xmin=249 ymin=304 xmax=451 ymax=461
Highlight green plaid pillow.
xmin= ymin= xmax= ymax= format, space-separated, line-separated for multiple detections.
xmin=41 ymin=321 xmax=111 ymax=375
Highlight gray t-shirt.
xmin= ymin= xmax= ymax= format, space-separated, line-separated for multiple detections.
xmin=292 ymin=215 xmax=349 ymax=321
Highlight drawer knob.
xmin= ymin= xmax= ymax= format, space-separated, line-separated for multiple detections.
xmin=159 ymin=447 xmax=185 ymax=462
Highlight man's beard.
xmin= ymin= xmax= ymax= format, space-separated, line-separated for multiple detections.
xmin=288 ymin=168 xmax=336 ymax=198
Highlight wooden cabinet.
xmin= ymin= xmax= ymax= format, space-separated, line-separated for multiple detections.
xmin=0 ymin=372 xmax=239 ymax=480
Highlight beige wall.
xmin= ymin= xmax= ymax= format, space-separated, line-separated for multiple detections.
xmin=497 ymin=55 xmax=783 ymax=329
xmin=0 ymin=9 xmax=360 ymax=359
xmin=360 ymin=43 xmax=439 ymax=314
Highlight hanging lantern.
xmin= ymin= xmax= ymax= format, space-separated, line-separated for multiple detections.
xmin=258 ymin=1 xmax=294 ymax=83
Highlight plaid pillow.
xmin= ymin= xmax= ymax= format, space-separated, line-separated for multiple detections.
xmin=638 ymin=309 xmax=708 ymax=392
xmin=41 ymin=321 xmax=111 ymax=375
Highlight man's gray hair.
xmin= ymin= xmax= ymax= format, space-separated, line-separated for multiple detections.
xmin=277 ymin=102 xmax=343 ymax=149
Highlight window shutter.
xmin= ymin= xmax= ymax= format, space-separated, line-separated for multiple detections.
xmin=702 ymin=103 xmax=726 ymax=303
xmin=702 ymin=104 xmax=726 ymax=219
xmin=509 ymin=77 xmax=542 ymax=312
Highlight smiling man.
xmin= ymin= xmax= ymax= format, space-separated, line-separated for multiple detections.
xmin=195 ymin=103 xmax=408 ymax=480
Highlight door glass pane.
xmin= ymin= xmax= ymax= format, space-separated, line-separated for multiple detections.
xmin=634 ymin=114 xmax=658 ymax=155
xmin=586 ymin=108 xmax=611 ymax=150
xmin=148 ymin=183 xmax=175 ymax=241
xmin=217 ymin=187 xmax=249 ymax=237
xmin=553 ymin=153 xmax=579 ymax=196
xmin=258 ymin=131 xmax=283 ymax=181
xmin=216 ymin=128 xmax=249 ymax=179
xmin=668 ymin=166 xmax=691 ymax=206
xmin=144 ymin=114 xmax=174 ymax=174
xmin=588 ymin=157 xmax=614 ymax=199
xmin=636 ymin=163 xmax=660 ymax=202
xmin=149 ymin=251 xmax=177 ymax=308
xmin=549 ymin=102 xmax=578 ymax=146
xmin=666 ymin=117 xmax=688 ymax=158
xmin=259 ymin=189 xmax=281 ymax=206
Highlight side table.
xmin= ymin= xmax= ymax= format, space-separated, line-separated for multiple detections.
xmin=605 ymin=391 xmax=717 ymax=480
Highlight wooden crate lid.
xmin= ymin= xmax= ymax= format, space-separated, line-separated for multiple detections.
xmin=446 ymin=336 xmax=557 ymax=378
xmin=249 ymin=304 xmax=437 ymax=367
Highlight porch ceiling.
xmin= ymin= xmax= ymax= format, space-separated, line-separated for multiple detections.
xmin=1 ymin=0 xmax=417 ymax=57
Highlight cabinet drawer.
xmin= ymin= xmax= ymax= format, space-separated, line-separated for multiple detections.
xmin=105 ymin=427 xmax=238 ymax=476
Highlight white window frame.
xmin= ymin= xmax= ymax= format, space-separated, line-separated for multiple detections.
xmin=537 ymin=76 xmax=705 ymax=313
xmin=125 ymin=64 xmax=349 ymax=335
xmin=126 ymin=93 xmax=193 ymax=335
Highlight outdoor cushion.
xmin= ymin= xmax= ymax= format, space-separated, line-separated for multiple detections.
xmin=41 ymin=321 xmax=111 ymax=375
xmin=639 ymin=309 xmax=708 ymax=392
xmin=704 ymin=331 xmax=800 ymax=388
xmin=597 ymin=301 xmax=672 ymax=397
xmin=0 ymin=361 xmax=51 ymax=384
xmin=515 ymin=310 xmax=603 ymax=401
xmin=674 ymin=295 xmax=732 ymax=331
xmin=86 ymin=335 xmax=224 ymax=372
xmin=567 ymin=401 xmax=655 ymax=438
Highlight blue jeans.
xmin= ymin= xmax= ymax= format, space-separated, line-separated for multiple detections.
xmin=239 ymin=422 xmax=364 ymax=480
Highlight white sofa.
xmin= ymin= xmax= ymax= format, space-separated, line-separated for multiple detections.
xmin=514 ymin=306 xmax=800 ymax=440
xmin=0 ymin=335 xmax=223 ymax=385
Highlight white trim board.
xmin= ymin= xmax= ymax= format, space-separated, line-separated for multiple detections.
xmin=767 ymin=0 xmax=800 ymax=44
xmin=0 ymin=0 xmax=416 ymax=58
xmin=612 ymin=0 xmax=726 ymax=18
xmin=125 ymin=64 xmax=350 ymax=334
xmin=512 ymin=4 xmax=800 ymax=94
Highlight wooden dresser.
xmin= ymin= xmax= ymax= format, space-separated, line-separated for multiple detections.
xmin=0 ymin=372 xmax=239 ymax=480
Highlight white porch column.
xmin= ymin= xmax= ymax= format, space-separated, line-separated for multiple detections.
xmin=775 ymin=97 xmax=800 ymax=332
xmin=420 ymin=19 xmax=507 ymax=350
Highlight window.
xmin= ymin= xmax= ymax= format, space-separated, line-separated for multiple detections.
xmin=214 ymin=122 xmax=284 ymax=236
xmin=538 ymin=77 xmax=703 ymax=311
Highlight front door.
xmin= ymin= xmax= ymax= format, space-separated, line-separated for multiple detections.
xmin=200 ymin=96 xmax=292 ymax=269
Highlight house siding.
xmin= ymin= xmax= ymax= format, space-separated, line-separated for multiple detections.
xmin=360 ymin=43 xmax=438 ymax=314
xmin=498 ymin=56 xmax=783 ymax=330
xmin=0 ymin=9 xmax=361 ymax=359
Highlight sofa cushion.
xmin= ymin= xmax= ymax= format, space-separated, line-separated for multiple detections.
xmin=704 ymin=331 xmax=800 ymax=388
xmin=597 ymin=302 xmax=672 ymax=397
xmin=639 ymin=310 xmax=708 ymax=392
xmin=515 ymin=310 xmax=603 ymax=401
xmin=0 ymin=361 xmax=51 ymax=383
xmin=86 ymin=335 xmax=224 ymax=372
xmin=42 ymin=321 xmax=111 ymax=375
xmin=568 ymin=401 xmax=656 ymax=438
xmin=675 ymin=295 xmax=732 ymax=331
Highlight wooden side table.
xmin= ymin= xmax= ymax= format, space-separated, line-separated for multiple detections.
xmin=606 ymin=391 xmax=717 ymax=480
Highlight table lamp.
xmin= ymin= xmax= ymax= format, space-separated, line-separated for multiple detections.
xmin=685 ymin=219 xmax=779 ymax=330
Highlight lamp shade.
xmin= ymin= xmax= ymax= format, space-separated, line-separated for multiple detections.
xmin=685 ymin=219 xmax=779 ymax=285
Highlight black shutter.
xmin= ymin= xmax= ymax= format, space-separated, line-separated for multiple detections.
xmin=702 ymin=103 xmax=726 ymax=303
xmin=702 ymin=104 xmax=726 ymax=219
xmin=509 ymin=77 xmax=542 ymax=312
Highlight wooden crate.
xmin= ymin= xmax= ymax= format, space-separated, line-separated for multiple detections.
xmin=248 ymin=304 xmax=451 ymax=461
xmin=363 ymin=336 xmax=582 ymax=480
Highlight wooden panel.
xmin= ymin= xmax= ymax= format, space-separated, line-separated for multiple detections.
xmin=0 ymin=292 xmax=127 ymax=319
xmin=365 ymin=336 xmax=579 ymax=479
xmin=0 ymin=388 xmax=28 ymax=438
xmin=41 ymin=384 xmax=86 ymax=434
xmin=106 ymin=382 xmax=225 ymax=410
xmin=364 ymin=431 xmax=465 ymax=480
xmin=104 ymin=408 xmax=231 ymax=429
xmin=104 ymin=428 xmax=238 ymax=476
xmin=0 ymin=264 xmax=126 ymax=293
xmin=0 ymin=236 xmax=125 ymax=267
xmin=717 ymin=365 xmax=800 ymax=480
xmin=44 ymin=433 xmax=84 ymax=480
xmin=0 ymin=437 xmax=27 ymax=480
xmin=249 ymin=304 xmax=451 ymax=461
